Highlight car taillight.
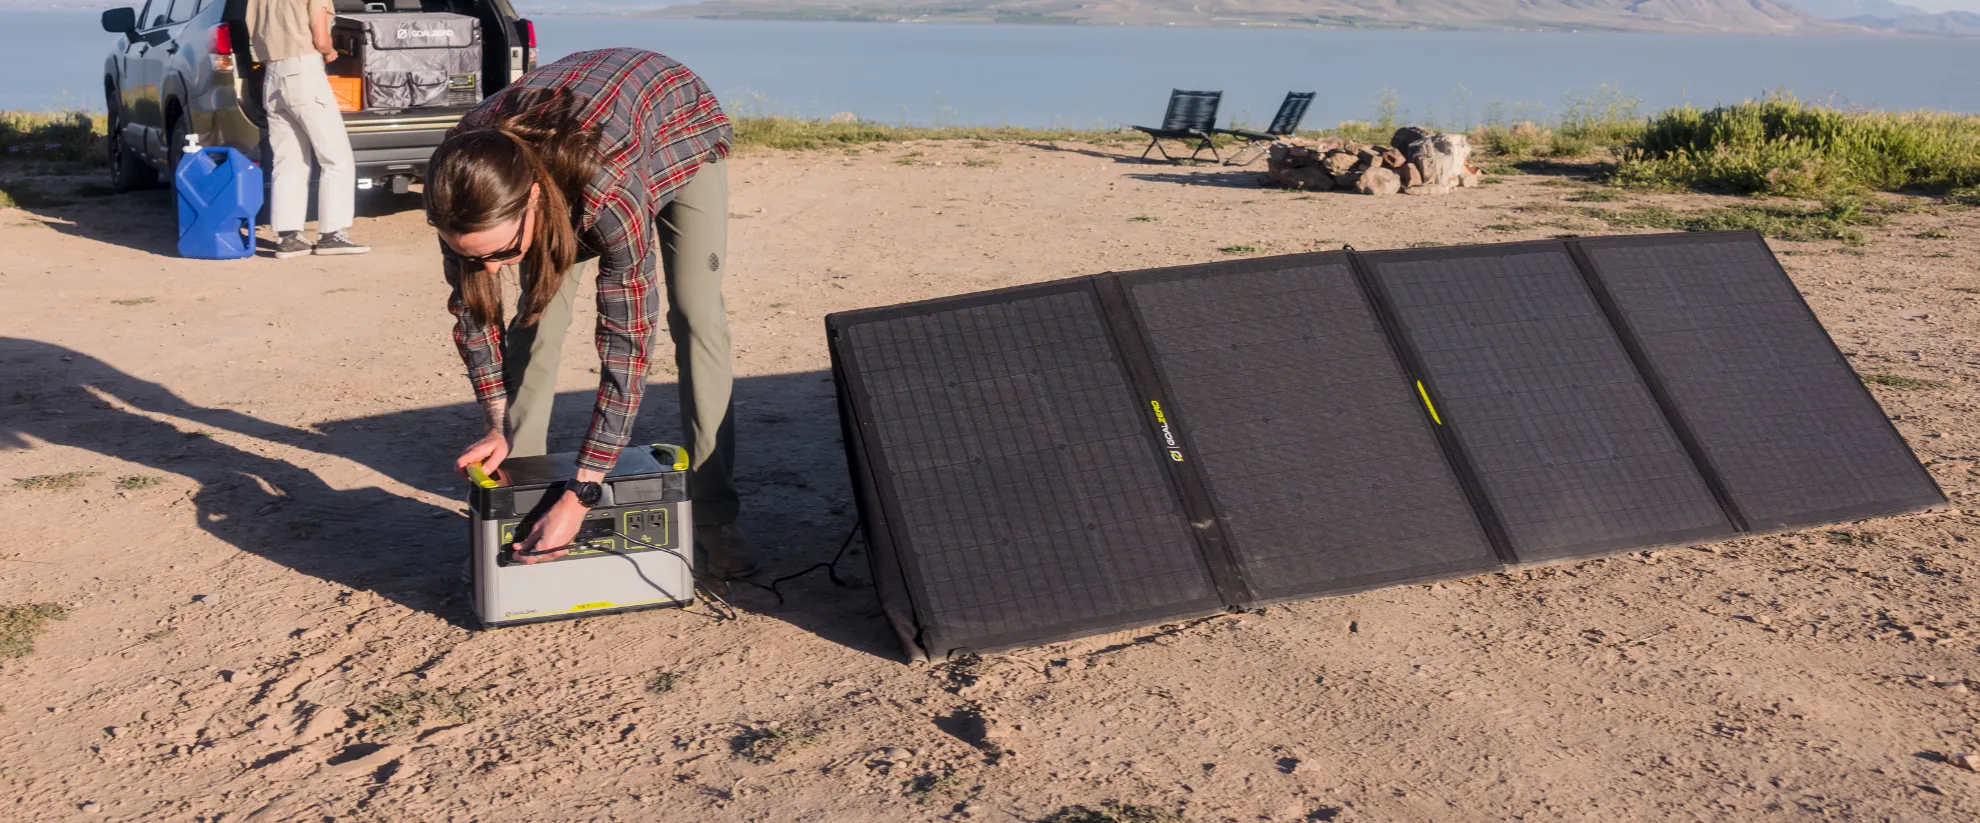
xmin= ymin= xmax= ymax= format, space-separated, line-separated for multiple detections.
xmin=517 ymin=19 xmax=537 ymax=72
xmin=210 ymin=24 xmax=235 ymax=72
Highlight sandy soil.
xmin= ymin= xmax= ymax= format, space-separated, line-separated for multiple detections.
xmin=2 ymin=141 xmax=1978 ymax=823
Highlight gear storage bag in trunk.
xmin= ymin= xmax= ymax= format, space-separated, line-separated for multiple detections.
xmin=335 ymin=12 xmax=482 ymax=111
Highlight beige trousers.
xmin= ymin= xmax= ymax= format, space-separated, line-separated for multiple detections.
xmin=263 ymin=56 xmax=355 ymax=235
xmin=500 ymin=158 xmax=738 ymax=524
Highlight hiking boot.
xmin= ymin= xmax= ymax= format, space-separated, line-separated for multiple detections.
xmin=272 ymin=231 xmax=312 ymax=259
xmin=313 ymin=230 xmax=370 ymax=256
xmin=695 ymin=522 xmax=760 ymax=580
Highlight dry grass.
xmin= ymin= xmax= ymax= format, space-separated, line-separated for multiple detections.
xmin=0 ymin=604 xmax=70 ymax=659
xmin=644 ymin=671 xmax=685 ymax=695
xmin=1042 ymin=802 xmax=1184 ymax=823
xmin=1861 ymin=373 xmax=1950 ymax=390
xmin=12 ymin=471 xmax=99 ymax=491
xmin=731 ymin=116 xmax=1130 ymax=151
xmin=363 ymin=690 xmax=479 ymax=734
xmin=733 ymin=723 xmax=822 ymax=763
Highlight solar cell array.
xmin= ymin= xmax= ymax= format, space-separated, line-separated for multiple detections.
xmin=1361 ymin=244 xmax=1736 ymax=561
xmin=1124 ymin=257 xmax=1500 ymax=599
xmin=827 ymin=232 xmax=1945 ymax=661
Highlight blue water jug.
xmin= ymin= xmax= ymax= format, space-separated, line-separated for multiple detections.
xmin=175 ymin=135 xmax=263 ymax=260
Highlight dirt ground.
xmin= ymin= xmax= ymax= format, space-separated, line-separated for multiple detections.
xmin=2 ymin=141 xmax=1978 ymax=823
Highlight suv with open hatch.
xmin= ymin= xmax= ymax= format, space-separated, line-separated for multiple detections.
xmin=99 ymin=0 xmax=537 ymax=195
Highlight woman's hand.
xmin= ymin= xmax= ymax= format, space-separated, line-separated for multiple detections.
xmin=513 ymin=493 xmax=587 ymax=564
xmin=456 ymin=429 xmax=510 ymax=479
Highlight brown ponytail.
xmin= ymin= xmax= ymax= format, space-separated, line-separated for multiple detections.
xmin=426 ymin=87 xmax=602 ymax=328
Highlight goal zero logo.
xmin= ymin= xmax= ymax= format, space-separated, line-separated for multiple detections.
xmin=398 ymin=27 xmax=457 ymax=38
xmin=1149 ymin=400 xmax=1184 ymax=462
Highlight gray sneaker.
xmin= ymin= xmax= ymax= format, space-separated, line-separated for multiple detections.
xmin=313 ymin=230 xmax=370 ymax=256
xmin=272 ymin=231 xmax=312 ymax=259
xmin=695 ymin=522 xmax=760 ymax=580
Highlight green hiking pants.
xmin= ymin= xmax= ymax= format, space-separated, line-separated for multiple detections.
xmin=499 ymin=157 xmax=738 ymax=524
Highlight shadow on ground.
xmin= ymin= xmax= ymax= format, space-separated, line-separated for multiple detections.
xmin=2 ymin=169 xmax=422 ymax=257
xmin=1124 ymin=170 xmax=1271 ymax=189
xmin=1014 ymin=141 xmax=1149 ymax=164
xmin=1500 ymin=158 xmax=1615 ymax=180
xmin=1 ymin=337 xmax=900 ymax=659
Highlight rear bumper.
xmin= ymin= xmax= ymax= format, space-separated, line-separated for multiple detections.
xmin=347 ymin=112 xmax=463 ymax=182
xmin=350 ymin=127 xmax=449 ymax=180
xmin=202 ymin=109 xmax=461 ymax=182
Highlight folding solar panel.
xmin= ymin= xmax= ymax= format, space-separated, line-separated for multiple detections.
xmin=827 ymin=232 xmax=1943 ymax=661
xmin=1575 ymin=232 xmax=1947 ymax=530
xmin=1356 ymin=242 xmax=1737 ymax=561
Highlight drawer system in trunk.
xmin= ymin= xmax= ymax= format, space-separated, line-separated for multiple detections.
xmin=332 ymin=12 xmax=483 ymax=112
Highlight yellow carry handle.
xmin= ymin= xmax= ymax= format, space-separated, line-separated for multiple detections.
xmin=465 ymin=461 xmax=498 ymax=489
xmin=650 ymin=443 xmax=690 ymax=472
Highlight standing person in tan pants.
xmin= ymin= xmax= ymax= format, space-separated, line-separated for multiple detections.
xmin=246 ymin=0 xmax=368 ymax=258
xmin=425 ymin=48 xmax=751 ymax=577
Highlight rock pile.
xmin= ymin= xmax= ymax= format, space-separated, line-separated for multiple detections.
xmin=1266 ymin=126 xmax=1484 ymax=196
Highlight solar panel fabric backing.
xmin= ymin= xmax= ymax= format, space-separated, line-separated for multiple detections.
xmin=1577 ymin=233 xmax=1947 ymax=530
xmin=1360 ymin=243 xmax=1737 ymax=562
xmin=833 ymin=285 xmax=1222 ymax=657
xmin=1124 ymin=259 xmax=1500 ymax=600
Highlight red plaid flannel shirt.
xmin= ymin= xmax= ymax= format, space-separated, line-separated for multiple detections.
xmin=444 ymin=48 xmax=732 ymax=472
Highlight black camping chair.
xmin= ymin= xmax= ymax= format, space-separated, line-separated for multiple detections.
xmin=1132 ymin=89 xmax=1223 ymax=164
xmin=1217 ymin=92 xmax=1316 ymax=167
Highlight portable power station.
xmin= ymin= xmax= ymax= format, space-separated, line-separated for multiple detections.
xmin=467 ymin=444 xmax=695 ymax=627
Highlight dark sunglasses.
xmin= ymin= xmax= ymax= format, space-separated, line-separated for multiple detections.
xmin=441 ymin=214 xmax=527 ymax=266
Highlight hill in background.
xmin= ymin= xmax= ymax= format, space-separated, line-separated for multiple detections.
xmin=1773 ymin=0 xmax=1980 ymax=34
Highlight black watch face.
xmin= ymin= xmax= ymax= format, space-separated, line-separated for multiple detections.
xmin=571 ymin=481 xmax=603 ymax=507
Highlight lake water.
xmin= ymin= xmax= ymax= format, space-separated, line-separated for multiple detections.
xmin=9 ymin=10 xmax=1980 ymax=127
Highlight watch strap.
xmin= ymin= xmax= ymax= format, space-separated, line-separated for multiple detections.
xmin=565 ymin=479 xmax=603 ymax=507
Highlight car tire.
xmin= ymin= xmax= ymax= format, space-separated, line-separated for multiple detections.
xmin=166 ymin=107 xmax=191 ymax=178
xmin=106 ymin=86 xmax=158 ymax=193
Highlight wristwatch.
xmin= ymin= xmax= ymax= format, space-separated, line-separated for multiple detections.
xmin=564 ymin=479 xmax=603 ymax=508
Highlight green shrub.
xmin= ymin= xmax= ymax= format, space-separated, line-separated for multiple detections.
xmin=1556 ymin=84 xmax=1646 ymax=148
xmin=1616 ymin=93 xmax=1980 ymax=196
xmin=0 ymin=111 xmax=105 ymax=166
xmin=1472 ymin=122 xmax=1554 ymax=157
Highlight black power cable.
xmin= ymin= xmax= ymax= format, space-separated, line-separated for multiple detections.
xmin=740 ymin=517 xmax=863 ymax=608
xmin=609 ymin=530 xmax=741 ymax=621
xmin=511 ymin=518 xmax=863 ymax=615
